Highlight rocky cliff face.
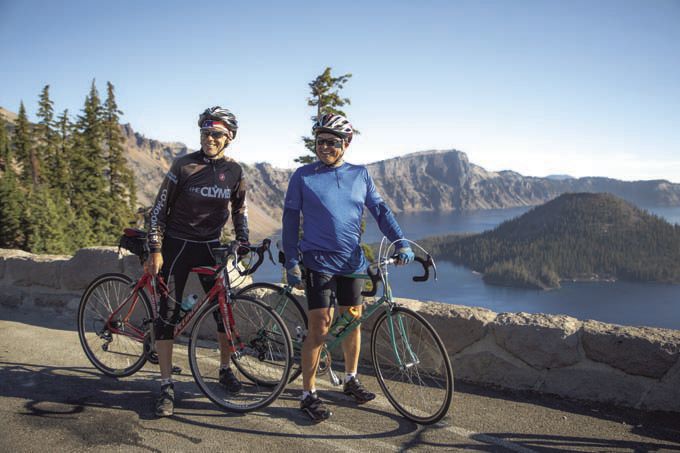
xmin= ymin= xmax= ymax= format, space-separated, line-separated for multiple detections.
xmin=124 ymin=133 xmax=680 ymax=238
xmin=121 ymin=125 xmax=285 ymax=238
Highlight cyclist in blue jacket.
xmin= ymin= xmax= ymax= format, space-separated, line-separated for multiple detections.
xmin=282 ymin=113 xmax=415 ymax=422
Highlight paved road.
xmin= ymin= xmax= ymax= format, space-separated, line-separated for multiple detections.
xmin=1 ymin=306 xmax=679 ymax=452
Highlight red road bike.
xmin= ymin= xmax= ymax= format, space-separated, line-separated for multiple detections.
xmin=77 ymin=229 xmax=293 ymax=412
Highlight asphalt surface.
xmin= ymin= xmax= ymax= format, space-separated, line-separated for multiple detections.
xmin=1 ymin=305 xmax=679 ymax=453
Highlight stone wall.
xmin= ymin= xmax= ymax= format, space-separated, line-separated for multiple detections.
xmin=1 ymin=248 xmax=678 ymax=413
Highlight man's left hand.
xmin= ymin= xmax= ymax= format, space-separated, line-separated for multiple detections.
xmin=395 ymin=247 xmax=415 ymax=265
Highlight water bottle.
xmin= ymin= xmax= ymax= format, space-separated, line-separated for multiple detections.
xmin=329 ymin=306 xmax=360 ymax=337
xmin=180 ymin=294 xmax=199 ymax=316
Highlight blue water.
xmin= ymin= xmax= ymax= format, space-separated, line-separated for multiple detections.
xmin=251 ymin=205 xmax=680 ymax=329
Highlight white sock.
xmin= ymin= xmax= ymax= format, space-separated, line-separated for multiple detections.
xmin=301 ymin=389 xmax=316 ymax=400
xmin=345 ymin=372 xmax=357 ymax=383
xmin=160 ymin=378 xmax=173 ymax=387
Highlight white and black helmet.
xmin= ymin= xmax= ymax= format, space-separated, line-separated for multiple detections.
xmin=312 ymin=113 xmax=353 ymax=143
xmin=198 ymin=106 xmax=238 ymax=138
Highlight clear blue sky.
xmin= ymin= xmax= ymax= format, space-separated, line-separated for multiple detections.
xmin=1 ymin=0 xmax=679 ymax=181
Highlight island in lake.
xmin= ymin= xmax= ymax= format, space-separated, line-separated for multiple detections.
xmin=417 ymin=193 xmax=680 ymax=290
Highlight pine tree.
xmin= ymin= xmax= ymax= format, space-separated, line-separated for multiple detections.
xmin=24 ymin=185 xmax=70 ymax=254
xmin=71 ymin=80 xmax=112 ymax=245
xmin=0 ymin=118 xmax=8 ymax=172
xmin=0 ymin=126 xmax=25 ymax=248
xmin=104 ymin=81 xmax=136 ymax=233
xmin=36 ymin=85 xmax=58 ymax=188
xmin=13 ymin=101 xmax=40 ymax=186
xmin=55 ymin=109 xmax=73 ymax=195
xmin=296 ymin=67 xmax=356 ymax=164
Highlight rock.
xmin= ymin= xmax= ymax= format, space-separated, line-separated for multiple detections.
xmin=492 ymin=312 xmax=582 ymax=369
xmin=642 ymin=359 xmax=680 ymax=412
xmin=417 ymin=302 xmax=496 ymax=353
xmin=60 ymin=247 xmax=123 ymax=290
xmin=582 ymin=320 xmax=680 ymax=378
xmin=540 ymin=360 xmax=652 ymax=408
xmin=0 ymin=287 xmax=26 ymax=308
xmin=33 ymin=292 xmax=81 ymax=313
xmin=121 ymin=253 xmax=144 ymax=276
xmin=0 ymin=249 xmax=32 ymax=280
xmin=454 ymin=336 xmax=542 ymax=390
xmin=2 ymin=252 xmax=69 ymax=289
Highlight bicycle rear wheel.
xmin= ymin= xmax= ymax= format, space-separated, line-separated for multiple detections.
xmin=77 ymin=273 xmax=152 ymax=377
xmin=371 ymin=306 xmax=453 ymax=424
xmin=188 ymin=295 xmax=293 ymax=412
xmin=237 ymin=282 xmax=307 ymax=382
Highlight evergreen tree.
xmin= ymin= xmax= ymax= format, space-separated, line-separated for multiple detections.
xmin=72 ymin=80 xmax=111 ymax=245
xmin=296 ymin=67 xmax=355 ymax=164
xmin=104 ymin=81 xmax=136 ymax=232
xmin=13 ymin=101 xmax=40 ymax=186
xmin=24 ymin=185 xmax=70 ymax=254
xmin=36 ymin=85 xmax=58 ymax=188
xmin=0 ymin=127 xmax=25 ymax=248
xmin=0 ymin=118 xmax=8 ymax=172
xmin=55 ymin=109 xmax=73 ymax=195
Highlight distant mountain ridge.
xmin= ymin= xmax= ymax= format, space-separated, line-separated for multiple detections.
xmin=84 ymin=126 xmax=680 ymax=238
xmin=3 ymin=106 xmax=680 ymax=239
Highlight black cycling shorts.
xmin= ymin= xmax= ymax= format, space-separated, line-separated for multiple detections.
xmin=305 ymin=269 xmax=364 ymax=311
xmin=155 ymin=236 xmax=223 ymax=340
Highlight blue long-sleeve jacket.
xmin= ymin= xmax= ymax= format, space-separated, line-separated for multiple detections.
xmin=282 ymin=162 xmax=407 ymax=275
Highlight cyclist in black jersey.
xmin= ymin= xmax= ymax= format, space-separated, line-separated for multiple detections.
xmin=145 ymin=106 xmax=249 ymax=417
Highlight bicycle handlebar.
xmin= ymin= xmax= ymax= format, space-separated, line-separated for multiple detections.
xmin=360 ymin=254 xmax=436 ymax=297
xmin=212 ymin=239 xmax=272 ymax=276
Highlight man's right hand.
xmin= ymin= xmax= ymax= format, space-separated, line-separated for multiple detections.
xmin=286 ymin=264 xmax=304 ymax=290
xmin=145 ymin=252 xmax=163 ymax=275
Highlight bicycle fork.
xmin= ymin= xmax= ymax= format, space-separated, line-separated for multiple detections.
xmin=388 ymin=311 xmax=420 ymax=371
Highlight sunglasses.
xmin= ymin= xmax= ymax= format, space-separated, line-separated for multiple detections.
xmin=316 ymin=138 xmax=344 ymax=148
xmin=201 ymin=130 xmax=228 ymax=139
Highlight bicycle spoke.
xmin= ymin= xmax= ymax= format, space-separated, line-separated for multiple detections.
xmin=236 ymin=283 xmax=307 ymax=383
xmin=371 ymin=307 xmax=453 ymax=424
xmin=78 ymin=274 xmax=151 ymax=377
xmin=189 ymin=297 xmax=292 ymax=412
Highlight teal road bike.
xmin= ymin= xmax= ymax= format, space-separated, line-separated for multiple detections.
xmin=238 ymin=240 xmax=454 ymax=425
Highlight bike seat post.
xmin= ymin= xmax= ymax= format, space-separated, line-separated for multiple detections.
xmin=212 ymin=247 xmax=230 ymax=266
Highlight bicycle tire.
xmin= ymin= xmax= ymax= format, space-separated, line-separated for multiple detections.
xmin=236 ymin=282 xmax=307 ymax=382
xmin=371 ymin=306 xmax=453 ymax=424
xmin=77 ymin=273 xmax=152 ymax=377
xmin=188 ymin=295 xmax=293 ymax=413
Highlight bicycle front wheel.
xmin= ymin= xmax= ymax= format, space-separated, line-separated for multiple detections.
xmin=188 ymin=296 xmax=293 ymax=413
xmin=77 ymin=273 xmax=152 ymax=377
xmin=237 ymin=282 xmax=307 ymax=382
xmin=371 ymin=306 xmax=453 ymax=424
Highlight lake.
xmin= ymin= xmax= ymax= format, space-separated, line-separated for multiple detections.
xmin=251 ymin=205 xmax=680 ymax=330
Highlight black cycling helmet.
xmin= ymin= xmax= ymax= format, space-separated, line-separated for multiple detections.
xmin=312 ymin=113 xmax=353 ymax=143
xmin=198 ymin=106 xmax=238 ymax=139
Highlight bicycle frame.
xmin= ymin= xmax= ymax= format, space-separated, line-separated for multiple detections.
xmin=323 ymin=273 xmax=419 ymax=370
xmin=105 ymin=265 xmax=244 ymax=353
xmin=266 ymin=269 xmax=420 ymax=373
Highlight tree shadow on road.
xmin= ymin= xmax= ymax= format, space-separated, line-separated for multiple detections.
xmin=0 ymin=360 xmax=420 ymax=448
xmin=415 ymin=432 xmax=680 ymax=452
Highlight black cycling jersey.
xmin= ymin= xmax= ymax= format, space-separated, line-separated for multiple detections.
xmin=148 ymin=151 xmax=249 ymax=252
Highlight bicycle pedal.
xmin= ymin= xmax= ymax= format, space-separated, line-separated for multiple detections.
xmin=172 ymin=366 xmax=182 ymax=375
